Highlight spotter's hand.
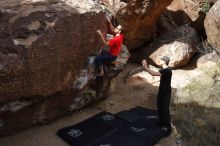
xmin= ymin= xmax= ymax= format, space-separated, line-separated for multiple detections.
xmin=142 ymin=59 xmax=148 ymax=66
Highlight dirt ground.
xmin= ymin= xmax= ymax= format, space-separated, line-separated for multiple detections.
xmin=0 ymin=63 xmax=183 ymax=146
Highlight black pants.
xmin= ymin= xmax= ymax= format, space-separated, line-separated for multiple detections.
xmin=94 ymin=54 xmax=117 ymax=68
xmin=157 ymin=93 xmax=171 ymax=131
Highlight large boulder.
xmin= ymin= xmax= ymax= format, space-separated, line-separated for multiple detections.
xmin=0 ymin=0 xmax=115 ymax=136
xmin=97 ymin=0 xmax=173 ymax=49
xmin=0 ymin=0 xmax=107 ymax=104
xmin=157 ymin=0 xmax=205 ymax=36
xmin=131 ymin=25 xmax=200 ymax=68
xmin=196 ymin=51 xmax=219 ymax=68
xmin=115 ymin=0 xmax=173 ymax=49
xmin=204 ymin=0 xmax=220 ymax=52
xmin=156 ymin=0 xmax=216 ymax=37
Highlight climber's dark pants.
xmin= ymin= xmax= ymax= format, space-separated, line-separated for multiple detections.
xmin=94 ymin=53 xmax=117 ymax=69
xmin=157 ymin=93 xmax=171 ymax=132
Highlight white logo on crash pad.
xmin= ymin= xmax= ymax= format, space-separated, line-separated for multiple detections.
xmin=102 ymin=114 xmax=115 ymax=121
xmin=145 ymin=115 xmax=158 ymax=119
xmin=68 ymin=129 xmax=82 ymax=138
xmin=100 ymin=144 xmax=112 ymax=146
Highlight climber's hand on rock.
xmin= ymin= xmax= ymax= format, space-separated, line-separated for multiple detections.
xmin=96 ymin=29 xmax=102 ymax=35
xmin=106 ymin=16 xmax=111 ymax=23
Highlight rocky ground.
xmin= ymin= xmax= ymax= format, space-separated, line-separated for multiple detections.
xmin=0 ymin=61 xmax=201 ymax=146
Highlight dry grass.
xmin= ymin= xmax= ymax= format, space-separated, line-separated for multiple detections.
xmin=172 ymin=62 xmax=220 ymax=146
xmin=173 ymin=63 xmax=220 ymax=107
xmin=197 ymin=40 xmax=216 ymax=55
xmin=172 ymin=102 xmax=220 ymax=146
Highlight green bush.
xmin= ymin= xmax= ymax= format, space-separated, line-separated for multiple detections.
xmin=201 ymin=0 xmax=211 ymax=13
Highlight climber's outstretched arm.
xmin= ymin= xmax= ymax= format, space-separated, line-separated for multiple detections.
xmin=106 ymin=16 xmax=116 ymax=35
xmin=96 ymin=29 xmax=109 ymax=46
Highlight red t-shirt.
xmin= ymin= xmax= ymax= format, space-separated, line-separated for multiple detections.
xmin=108 ymin=34 xmax=124 ymax=56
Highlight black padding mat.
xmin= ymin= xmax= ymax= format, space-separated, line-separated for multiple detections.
xmin=130 ymin=106 xmax=158 ymax=117
xmin=131 ymin=107 xmax=159 ymax=128
xmin=115 ymin=107 xmax=159 ymax=128
xmin=58 ymin=107 xmax=165 ymax=146
xmin=57 ymin=112 xmax=125 ymax=146
xmin=133 ymin=117 xmax=159 ymax=128
xmin=91 ymin=127 xmax=153 ymax=146
xmin=115 ymin=110 xmax=142 ymax=123
xmin=126 ymin=127 xmax=166 ymax=144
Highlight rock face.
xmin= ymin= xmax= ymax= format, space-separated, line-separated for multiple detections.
xmin=204 ymin=0 xmax=220 ymax=52
xmin=97 ymin=0 xmax=172 ymax=49
xmin=131 ymin=25 xmax=200 ymax=68
xmin=0 ymin=0 xmax=116 ymax=136
xmin=0 ymin=0 xmax=107 ymax=103
xmin=196 ymin=51 xmax=219 ymax=68
xmin=115 ymin=0 xmax=173 ymax=49
xmin=156 ymin=0 xmax=216 ymax=37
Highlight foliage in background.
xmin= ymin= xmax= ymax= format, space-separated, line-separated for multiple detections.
xmin=197 ymin=40 xmax=216 ymax=54
xmin=172 ymin=102 xmax=220 ymax=146
xmin=173 ymin=62 xmax=220 ymax=107
xmin=172 ymin=61 xmax=220 ymax=145
xmin=200 ymin=0 xmax=212 ymax=13
xmin=199 ymin=0 xmax=217 ymax=14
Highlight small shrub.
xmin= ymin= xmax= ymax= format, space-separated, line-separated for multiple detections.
xmin=172 ymin=62 xmax=220 ymax=145
xmin=199 ymin=0 xmax=217 ymax=13
xmin=172 ymin=102 xmax=220 ymax=146
xmin=201 ymin=0 xmax=211 ymax=13
xmin=197 ymin=40 xmax=215 ymax=54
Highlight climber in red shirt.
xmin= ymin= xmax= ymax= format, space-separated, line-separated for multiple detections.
xmin=94 ymin=17 xmax=124 ymax=76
